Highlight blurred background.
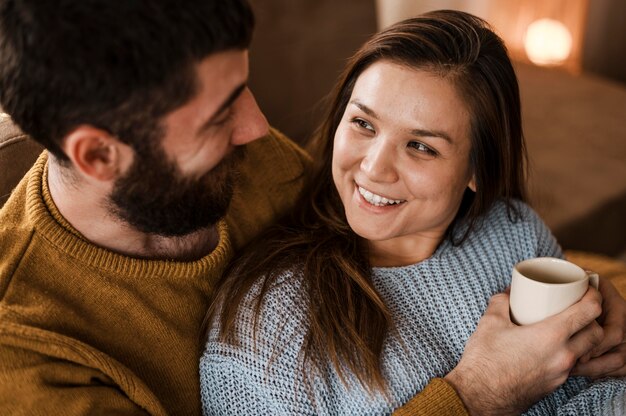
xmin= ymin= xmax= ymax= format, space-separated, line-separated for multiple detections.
xmin=248 ymin=0 xmax=626 ymax=261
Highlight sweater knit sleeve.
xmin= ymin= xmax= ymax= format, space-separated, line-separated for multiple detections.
xmin=199 ymin=346 xmax=316 ymax=415
xmin=391 ymin=378 xmax=469 ymax=416
xmin=200 ymin=271 xmax=321 ymax=415
xmin=555 ymin=377 xmax=626 ymax=415
xmin=0 ymin=340 xmax=151 ymax=415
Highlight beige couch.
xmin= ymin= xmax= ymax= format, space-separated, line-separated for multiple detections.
xmin=0 ymin=114 xmax=43 ymax=207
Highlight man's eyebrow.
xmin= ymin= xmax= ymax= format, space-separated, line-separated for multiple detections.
xmin=350 ymin=99 xmax=452 ymax=143
xmin=196 ymin=83 xmax=247 ymax=136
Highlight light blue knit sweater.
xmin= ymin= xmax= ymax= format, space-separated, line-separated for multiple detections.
xmin=200 ymin=201 xmax=626 ymax=415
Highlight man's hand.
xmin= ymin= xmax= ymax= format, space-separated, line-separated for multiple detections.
xmin=572 ymin=277 xmax=626 ymax=377
xmin=444 ymin=288 xmax=603 ymax=416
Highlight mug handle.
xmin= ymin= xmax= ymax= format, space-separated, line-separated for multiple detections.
xmin=585 ymin=270 xmax=599 ymax=289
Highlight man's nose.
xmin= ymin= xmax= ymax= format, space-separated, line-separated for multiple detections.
xmin=231 ymin=88 xmax=269 ymax=146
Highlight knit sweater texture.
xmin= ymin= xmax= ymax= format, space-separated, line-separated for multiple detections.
xmin=200 ymin=201 xmax=626 ymax=415
xmin=0 ymin=128 xmax=310 ymax=415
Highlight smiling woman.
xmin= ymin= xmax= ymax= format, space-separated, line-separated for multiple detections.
xmin=332 ymin=62 xmax=475 ymax=266
xmin=200 ymin=9 xmax=626 ymax=416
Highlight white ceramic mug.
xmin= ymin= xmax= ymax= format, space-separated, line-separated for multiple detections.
xmin=509 ymin=257 xmax=599 ymax=325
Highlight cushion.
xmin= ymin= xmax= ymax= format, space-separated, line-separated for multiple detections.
xmin=566 ymin=250 xmax=626 ymax=299
xmin=0 ymin=114 xmax=43 ymax=207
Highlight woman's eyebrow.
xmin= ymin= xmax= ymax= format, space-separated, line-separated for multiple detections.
xmin=351 ymin=99 xmax=452 ymax=143
xmin=410 ymin=128 xmax=452 ymax=143
xmin=349 ymin=100 xmax=379 ymax=120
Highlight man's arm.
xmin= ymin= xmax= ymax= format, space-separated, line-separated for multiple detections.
xmin=572 ymin=277 xmax=626 ymax=377
xmin=393 ymin=287 xmax=603 ymax=416
xmin=0 ymin=346 xmax=150 ymax=415
xmin=0 ymin=322 xmax=166 ymax=416
xmin=392 ymin=378 xmax=469 ymax=416
xmin=566 ymin=251 xmax=626 ymax=378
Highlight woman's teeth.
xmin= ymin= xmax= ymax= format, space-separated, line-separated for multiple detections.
xmin=358 ymin=186 xmax=405 ymax=207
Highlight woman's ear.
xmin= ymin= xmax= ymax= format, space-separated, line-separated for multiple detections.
xmin=468 ymin=174 xmax=477 ymax=192
xmin=61 ymin=125 xmax=133 ymax=183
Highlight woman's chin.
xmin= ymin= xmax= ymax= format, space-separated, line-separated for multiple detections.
xmin=348 ymin=221 xmax=395 ymax=243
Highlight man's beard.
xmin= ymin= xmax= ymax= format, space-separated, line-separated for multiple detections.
xmin=109 ymin=144 xmax=245 ymax=237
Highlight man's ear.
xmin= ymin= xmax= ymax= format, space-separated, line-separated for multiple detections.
xmin=468 ymin=173 xmax=477 ymax=193
xmin=62 ymin=125 xmax=133 ymax=182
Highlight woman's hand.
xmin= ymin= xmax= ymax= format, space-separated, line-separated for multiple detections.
xmin=572 ymin=277 xmax=626 ymax=377
xmin=445 ymin=287 xmax=603 ymax=416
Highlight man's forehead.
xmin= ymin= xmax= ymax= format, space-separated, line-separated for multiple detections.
xmin=162 ymin=50 xmax=249 ymax=131
xmin=197 ymin=49 xmax=249 ymax=90
xmin=195 ymin=50 xmax=249 ymax=111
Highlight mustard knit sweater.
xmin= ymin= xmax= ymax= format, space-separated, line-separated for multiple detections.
xmin=0 ymin=128 xmax=466 ymax=415
xmin=0 ymin=129 xmax=309 ymax=415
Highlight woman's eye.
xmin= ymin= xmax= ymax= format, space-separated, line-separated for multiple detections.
xmin=408 ymin=141 xmax=437 ymax=156
xmin=351 ymin=118 xmax=375 ymax=132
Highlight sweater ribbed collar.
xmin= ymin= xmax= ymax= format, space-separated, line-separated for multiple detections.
xmin=26 ymin=152 xmax=232 ymax=281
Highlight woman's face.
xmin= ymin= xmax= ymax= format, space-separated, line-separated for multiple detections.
xmin=332 ymin=60 xmax=476 ymax=265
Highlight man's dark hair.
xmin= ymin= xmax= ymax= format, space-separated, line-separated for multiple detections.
xmin=0 ymin=0 xmax=254 ymax=161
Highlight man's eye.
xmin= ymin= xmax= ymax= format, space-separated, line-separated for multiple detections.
xmin=214 ymin=111 xmax=233 ymax=127
xmin=408 ymin=141 xmax=437 ymax=156
xmin=351 ymin=118 xmax=374 ymax=132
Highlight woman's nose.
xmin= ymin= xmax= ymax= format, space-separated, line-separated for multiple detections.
xmin=360 ymin=140 xmax=398 ymax=183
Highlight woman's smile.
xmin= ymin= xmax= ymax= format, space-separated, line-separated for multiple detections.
xmin=355 ymin=183 xmax=406 ymax=208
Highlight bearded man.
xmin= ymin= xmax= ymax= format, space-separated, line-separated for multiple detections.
xmin=0 ymin=1 xmax=308 ymax=414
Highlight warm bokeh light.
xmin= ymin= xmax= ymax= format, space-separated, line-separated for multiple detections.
xmin=524 ymin=18 xmax=573 ymax=66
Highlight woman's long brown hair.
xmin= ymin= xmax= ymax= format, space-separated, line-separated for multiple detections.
xmin=204 ymin=10 xmax=527 ymax=393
